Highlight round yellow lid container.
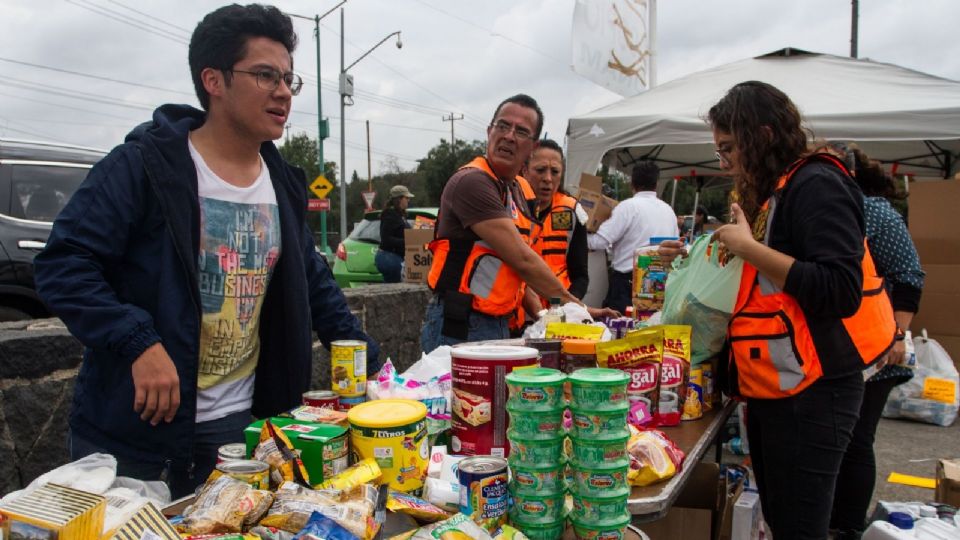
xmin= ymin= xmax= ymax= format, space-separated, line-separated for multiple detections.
xmin=347 ymin=398 xmax=429 ymax=493
xmin=347 ymin=398 xmax=427 ymax=427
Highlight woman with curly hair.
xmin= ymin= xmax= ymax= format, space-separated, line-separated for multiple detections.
xmin=709 ymin=82 xmax=895 ymax=539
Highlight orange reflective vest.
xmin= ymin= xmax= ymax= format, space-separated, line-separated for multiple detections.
xmin=427 ymin=157 xmax=539 ymax=317
xmin=727 ymin=154 xmax=895 ymax=399
xmin=532 ymin=191 xmax=578 ymax=309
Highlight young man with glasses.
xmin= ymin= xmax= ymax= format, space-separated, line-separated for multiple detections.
xmin=421 ymin=94 xmax=615 ymax=353
xmin=34 ymin=4 xmax=379 ymax=498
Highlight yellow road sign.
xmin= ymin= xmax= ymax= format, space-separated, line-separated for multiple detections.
xmin=310 ymin=175 xmax=334 ymax=199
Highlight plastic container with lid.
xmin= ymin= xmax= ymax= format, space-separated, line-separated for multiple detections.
xmin=506 ymin=368 xmax=566 ymax=411
xmin=561 ymin=339 xmax=598 ymax=374
xmin=569 ymin=368 xmax=630 ymax=411
xmin=347 ymin=398 xmax=428 ymax=492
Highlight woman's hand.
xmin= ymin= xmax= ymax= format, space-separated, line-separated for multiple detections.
xmin=657 ymin=240 xmax=687 ymax=265
xmin=587 ymin=306 xmax=620 ymax=320
xmin=711 ymin=204 xmax=758 ymax=258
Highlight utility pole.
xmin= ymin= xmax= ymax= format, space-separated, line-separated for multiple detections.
xmin=442 ymin=112 xmax=464 ymax=145
xmin=850 ymin=0 xmax=859 ymax=58
xmin=366 ymin=120 xmax=372 ymax=192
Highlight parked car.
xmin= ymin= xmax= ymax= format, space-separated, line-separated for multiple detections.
xmin=0 ymin=139 xmax=105 ymax=320
xmin=332 ymin=208 xmax=437 ymax=288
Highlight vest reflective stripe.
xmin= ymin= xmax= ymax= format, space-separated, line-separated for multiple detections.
xmin=427 ymin=157 xmax=539 ymax=317
xmin=728 ymin=154 xmax=896 ymax=399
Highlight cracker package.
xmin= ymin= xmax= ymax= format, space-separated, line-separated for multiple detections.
xmin=596 ymin=327 xmax=662 ymax=427
xmin=659 ymin=325 xmax=692 ymax=426
xmin=255 ymin=419 xmax=312 ymax=489
xmin=544 ymin=322 xmax=605 ymax=340
xmin=386 ymin=490 xmax=451 ymax=523
xmin=260 ymin=481 xmax=373 ymax=538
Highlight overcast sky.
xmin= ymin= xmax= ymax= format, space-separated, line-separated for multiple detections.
xmin=2 ymin=0 xmax=959 ymax=183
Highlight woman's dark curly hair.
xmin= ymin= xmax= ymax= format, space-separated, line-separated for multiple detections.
xmin=708 ymin=81 xmax=810 ymax=223
xmin=848 ymin=144 xmax=906 ymax=200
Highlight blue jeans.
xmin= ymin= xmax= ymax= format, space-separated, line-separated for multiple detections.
xmin=375 ymin=250 xmax=404 ymax=283
xmin=69 ymin=410 xmax=252 ymax=499
xmin=420 ymin=295 xmax=509 ymax=353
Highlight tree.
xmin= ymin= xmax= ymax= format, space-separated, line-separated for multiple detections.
xmin=278 ymin=132 xmax=340 ymax=246
xmin=418 ymin=139 xmax=486 ymax=203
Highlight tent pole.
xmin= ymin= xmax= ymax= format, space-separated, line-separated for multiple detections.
xmin=670 ymin=177 xmax=678 ymax=208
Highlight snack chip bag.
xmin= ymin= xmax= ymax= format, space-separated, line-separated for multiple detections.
xmin=386 ymin=490 xmax=451 ymax=523
xmin=389 ymin=513 xmax=494 ymax=540
xmin=627 ymin=429 xmax=685 ymax=487
xmin=292 ymin=510 xmax=361 ymax=540
xmin=598 ymin=327 xmax=663 ymax=425
xmin=658 ymin=325 xmax=692 ymax=426
xmin=255 ymin=419 xmax=311 ymax=488
xmin=682 ymin=367 xmax=704 ymax=421
xmin=316 ymin=458 xmax=382 ymax=491
xmin=261 ymin=481 xmax=372 ymax=538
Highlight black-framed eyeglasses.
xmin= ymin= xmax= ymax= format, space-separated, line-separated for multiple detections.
xmin=490 ymin=120 xmax=534 ymax=141
xmin=229 ymin=68 xmax=303 ymax=95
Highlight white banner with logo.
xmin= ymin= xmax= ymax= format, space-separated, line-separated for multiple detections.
xmin=571 ymin=0 xmax=655 ymax=97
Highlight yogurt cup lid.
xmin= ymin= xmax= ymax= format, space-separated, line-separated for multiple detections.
xmin=569 ymin=367 xmax=630 ymax=385
xmin=506 ymin=367 xmax=566 ymax=386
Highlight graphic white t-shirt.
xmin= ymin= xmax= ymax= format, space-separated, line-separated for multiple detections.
xmin=189 ymin=140 xmax=282 ymax=423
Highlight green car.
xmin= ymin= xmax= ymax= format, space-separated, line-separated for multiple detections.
xmin=332 ymin=207 xmax=438 ymax=288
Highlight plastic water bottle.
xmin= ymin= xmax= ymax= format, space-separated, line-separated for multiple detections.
xmin=723 ymin=436 xmax=747 ymax=455
xmin=542 ymin=297 xmax=565 ymax=325
xmin=904 ymin=330 xmax=917 ymax=369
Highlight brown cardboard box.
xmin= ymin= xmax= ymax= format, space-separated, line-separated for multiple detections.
xmin=909 ymin=177 xmax=960 ymax=368
xmin=404 ymin=228 xmax=435 ymax=284
xmin=936 ymin=458 xmax=960 ymax=506
xmin=640 ymin=462 xmax=744 ymax=540
xmin=577 ymin=172 xmax=618 ymax=232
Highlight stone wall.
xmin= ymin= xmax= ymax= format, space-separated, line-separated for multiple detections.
xmin=0 ymin=283 xmax=431 ymax=495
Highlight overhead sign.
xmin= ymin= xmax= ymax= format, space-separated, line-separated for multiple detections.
xmin=362 ymin=190 xmax=377 ymax=211
xmin=310 ymin=174 xmax=334 ymax=199
xmin=308 ymin=198 xmax=330 ymax=211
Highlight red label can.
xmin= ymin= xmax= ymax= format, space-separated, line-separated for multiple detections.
xmin=303 ymin=390 xmax=340 ymax=408
xmin=450 ymin=345 xmax=538 ymax=457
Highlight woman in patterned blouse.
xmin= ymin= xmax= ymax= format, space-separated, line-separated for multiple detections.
xmin=828 ymin=142 xmax=926 ymax=539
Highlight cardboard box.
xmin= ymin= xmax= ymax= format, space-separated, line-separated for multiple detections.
xmin=404 ymin=228 xmax=435 ymax=284
xmin=244 ymin=417 xmax=349 ymax=484
xmin=936 ymin=458 xmax=960 ymax=506
xmin=909 ymin=176 xmax=960 ymax=368
xmin=640 ymin=461 xmax=744 ymax=540
xmin=731 ymin=490 xmax=763 ymax=540
xmin=577 ymin=173 xmax=618 ymax=232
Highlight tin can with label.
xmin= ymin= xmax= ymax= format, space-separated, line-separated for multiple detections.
xmin=216 ymin=459 xmax=269 ymax=490
xmin=216 ymin=442 xmax=247 ymax=463
xmin=331 ymin=340 xmax=367 ymax=397
xmin=338 ymin=394 xmax=367 ymax=411
xmin=303 ymin=390 xmax=340 ymax=409
xmin=458 ymin=456 xmax=509 ymax=532
xmin=450 ymin=345 xmax=539 ymax=457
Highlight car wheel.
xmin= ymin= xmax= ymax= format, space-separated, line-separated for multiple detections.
xmin=0 ymin=306 xmax=33 ymax=322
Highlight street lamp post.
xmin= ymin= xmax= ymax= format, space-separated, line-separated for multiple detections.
xmin=338 ymin=7 xmax=401 ymax=239
xmin=288 ymin=2 xmax=345 ymax=257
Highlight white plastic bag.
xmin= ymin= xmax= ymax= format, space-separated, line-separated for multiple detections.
xmin=882 ymin=331 xmax=959 ymax=427
xmin=367 ymin=352 xmax=452 ymax=435
xmin=0 ymin=452 xmax=118 ymax=504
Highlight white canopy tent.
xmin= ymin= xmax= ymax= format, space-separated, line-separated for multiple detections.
xmin=566 ymin=48 xmax=960 ymax=189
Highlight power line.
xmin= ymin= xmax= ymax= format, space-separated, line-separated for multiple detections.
xmin=104 ymin=0 xmax=192 ymax=35
xmin=0 ymin=91 xmax=143 ymax=122
xmin=442 ymin=113 xmax=464 ymax=144
xmin=0 ymin=57 xmax=194 ymax=96
xmin=0 ymin=75 xmax=157 ymax=110
xmin=64 ymin=0 xmax=190 ymax=45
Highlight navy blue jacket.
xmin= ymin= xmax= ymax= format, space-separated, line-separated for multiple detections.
xmin=34 ymin=104 xmax=379 ymax=466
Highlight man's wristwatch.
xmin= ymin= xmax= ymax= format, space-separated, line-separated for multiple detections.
xmin=894 ymin=326 xmax=905 ymax=341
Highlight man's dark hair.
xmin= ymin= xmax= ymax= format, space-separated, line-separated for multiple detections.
xmin=491 ymin=94 xmax=544 ymax=139
xmin=631 ymin=161 xmax=659 ymax=191
xmin=189 ymin=4 xmax=298 ymax=110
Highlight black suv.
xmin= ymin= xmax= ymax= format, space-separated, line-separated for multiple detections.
xmin=0 ymin=139 xmax=105 ymax=321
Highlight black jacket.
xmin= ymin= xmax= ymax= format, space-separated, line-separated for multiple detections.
xmin=379 ymin=207 xmax=408 ymax=256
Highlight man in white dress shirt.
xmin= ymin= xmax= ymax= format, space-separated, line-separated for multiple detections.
xmin=586 ymin=161 xmax=679 ymax=313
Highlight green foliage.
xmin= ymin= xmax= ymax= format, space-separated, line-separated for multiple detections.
xmin=418 ymin=139 xmax=486 ymax=202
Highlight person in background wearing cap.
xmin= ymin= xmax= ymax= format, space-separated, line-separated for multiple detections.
xmin=376 ymin=185 xmax=415 ymax=283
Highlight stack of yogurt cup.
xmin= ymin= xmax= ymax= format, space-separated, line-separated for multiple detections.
xmin=568 ymin=368 xmax=632 ymax=540
xmin=505 ymin=368 xmax=567 ymax=540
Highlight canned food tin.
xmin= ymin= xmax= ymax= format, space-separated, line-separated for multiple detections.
xmin=348 ymin=399 xmax=429 ymax=493
xmin=331 ymin=340 xmax=367 ymax=396
xmin=303 ymin=390 xmax=340 ymax=408
xmin=216 ymin=442 xmax=247 ymax=463
xmin=338 ymin=394 xmax=367 ymax=411
xmin=450 ymin=345 xmax=539 ymax=457
xmin=458 ymin=456 xmax=509 ymax=532
xmin=215 ymin=459 xmax=269 ymax=490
